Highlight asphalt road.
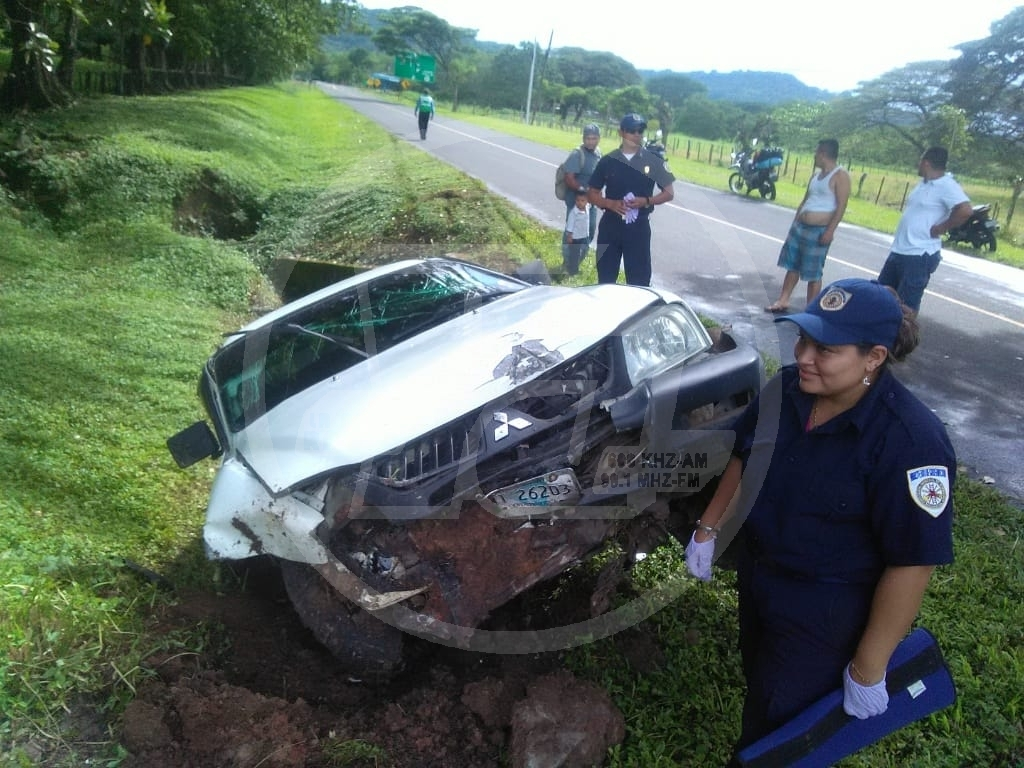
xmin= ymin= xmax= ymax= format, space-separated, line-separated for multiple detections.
xmin=320 ymin=84 xmax=1024 ymax=502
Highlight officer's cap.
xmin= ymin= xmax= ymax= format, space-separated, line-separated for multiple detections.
xmin=619 ymin=113 xmax=647 ymax=133
xmin=775 ymin=279 xmax=902 ymax=348
xmin=583 ymin=123 xmax=601 ymax=138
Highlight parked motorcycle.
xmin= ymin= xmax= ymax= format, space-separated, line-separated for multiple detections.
xmin=644 ymin=129 xmax=667 ymax=160
xmin=946 ymin=204 xmax=999 ymax=252
xmin=729 ymin=141 xmax=784 ymax=200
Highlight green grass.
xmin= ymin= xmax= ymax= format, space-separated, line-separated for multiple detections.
xmin=1 ymin=83 xmax=1022 ymax=767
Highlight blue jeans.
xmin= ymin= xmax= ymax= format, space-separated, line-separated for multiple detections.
xmin=877 ymin=251 xmax=942 ymax=312
xmin=562 ymin=198 xmax=596 ymax=269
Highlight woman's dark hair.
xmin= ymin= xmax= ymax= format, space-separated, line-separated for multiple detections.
xmin=857 ymin=287 xmax=919 ymax=365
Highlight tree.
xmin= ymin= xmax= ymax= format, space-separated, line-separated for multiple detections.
xmin=768 ymin=102 xmax=833 ymax=152
xmin=674 ymin=94 xmax=744 ymax=140
xmin=652 ymin=99 xmax=673 ymax=144
xmin=1 ymin=0 xmax=354 ymax=111
xmin=949 ymin=6 xmax=1024 ymax=226
xmin=371 ymin=8 xmax=476 ymax=95
xmin=950 ymin=7 xmax=1024 ymax=152
xmin=0 ymin=0 xmax=68 ymax=110
xmin=644 ymin=72 xmax=706 ymax=107
xmin=825 ymin=62 xmax=966 ymax=160
xmin=466 ymin=43 xmax=533 ymax=110
xmin=551 ymin=48 xmax=640 ymax=91
xmin=446 ymin=52 xmax=478 ymax=111
xmin=559 ymin=86 xmax=590 ymax=124
xmin=606 ymin=85 xmax=653 ymax=127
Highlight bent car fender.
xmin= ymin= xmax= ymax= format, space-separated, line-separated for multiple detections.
xmin=203 ymin=456 xmax=329 ymax=564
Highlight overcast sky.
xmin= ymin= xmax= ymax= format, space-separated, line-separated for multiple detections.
xmin=358 ymin=1 xmax=1021 ymax=93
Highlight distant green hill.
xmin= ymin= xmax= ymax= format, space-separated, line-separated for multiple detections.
xmin=674 ymin=70 xmax=835 ymax=104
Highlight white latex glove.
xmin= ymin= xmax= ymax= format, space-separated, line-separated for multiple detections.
xmin=843 ymin=663 xmax=889 ymax=719
xmin=623 ymin=192 xmax=638 ymax=224
xmin=685 ymin=533 xmax=714 ymax=582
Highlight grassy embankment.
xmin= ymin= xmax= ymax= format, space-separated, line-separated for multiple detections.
xmin=0 ymin=83 xmax=1021 ymax=767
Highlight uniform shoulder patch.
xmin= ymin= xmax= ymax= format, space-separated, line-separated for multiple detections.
xmin=906 ymin=465 xmax=950 ymax=517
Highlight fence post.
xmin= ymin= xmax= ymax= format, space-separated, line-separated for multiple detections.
xmin=686 ymin=140 xmax=691 ymax=160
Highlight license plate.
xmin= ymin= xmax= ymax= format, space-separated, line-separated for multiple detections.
xmin=485 ymin=470 xmax=581 ymax=516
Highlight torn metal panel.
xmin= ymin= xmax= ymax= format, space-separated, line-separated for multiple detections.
xmin=203 ymin=457 xmax=329 ymax=563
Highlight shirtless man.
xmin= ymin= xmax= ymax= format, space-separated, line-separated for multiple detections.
xmin=765 ymin=139 xmax=851 ymax=313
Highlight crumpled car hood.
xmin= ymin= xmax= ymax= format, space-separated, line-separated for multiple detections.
xmin=233 ymin=283 xmax=661 ymax=494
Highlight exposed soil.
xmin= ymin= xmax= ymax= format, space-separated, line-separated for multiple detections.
xmin=118 ymin=558 xmax=649 ymax=768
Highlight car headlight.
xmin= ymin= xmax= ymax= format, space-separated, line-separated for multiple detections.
xmin=621 ymin=305 xmax=713 ymax=384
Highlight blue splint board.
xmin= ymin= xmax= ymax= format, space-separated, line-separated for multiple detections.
xmin=737 ymin=627 xmax=956 ymax=768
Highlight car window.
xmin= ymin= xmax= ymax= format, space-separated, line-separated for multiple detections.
xmin=210 ymin=261 xmax=527 ymax=432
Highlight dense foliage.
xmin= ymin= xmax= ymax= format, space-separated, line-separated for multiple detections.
xmin=0 ymin=0 xmax=357 ymax=109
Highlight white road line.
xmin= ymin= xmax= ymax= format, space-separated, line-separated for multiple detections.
xmin=362 ymin=94 xmax=1024 ymax=331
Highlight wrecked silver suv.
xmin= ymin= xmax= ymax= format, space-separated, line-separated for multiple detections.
xmin=168 ymin=257 xmax=763 ymax=674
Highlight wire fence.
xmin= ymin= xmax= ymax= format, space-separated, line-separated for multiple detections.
xmin=509 ymin=113 xmax=1019 ymax=236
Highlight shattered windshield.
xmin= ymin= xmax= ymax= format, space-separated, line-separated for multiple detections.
xmin=209 ymin=261 xmax=527 ymax=432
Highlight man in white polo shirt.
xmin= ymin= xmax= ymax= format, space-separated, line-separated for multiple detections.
xmin=877 ymin=147 xmax=972 ymax=316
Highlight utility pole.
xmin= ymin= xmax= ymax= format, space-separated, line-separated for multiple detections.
xmin=525 ymin=40 xmax=537 ymax=124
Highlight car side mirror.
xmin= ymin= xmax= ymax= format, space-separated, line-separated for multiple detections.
xmin=167 ymin=421 xmax=222 ymax=468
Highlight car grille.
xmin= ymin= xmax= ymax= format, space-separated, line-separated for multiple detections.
xmin=371 ymin=412 xmax=485 ymax=486
xmin=370 ymin=343 xmax=612 ymax=487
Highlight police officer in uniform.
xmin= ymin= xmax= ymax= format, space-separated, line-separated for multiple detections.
xmin=685 ymin=278 xmax=955 ymax=761
xmin=587 ymin=113 xmax=675 ymax=286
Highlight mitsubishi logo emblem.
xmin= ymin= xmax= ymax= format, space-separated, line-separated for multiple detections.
xmin=493 ymin=411 xmax=531 ymax=441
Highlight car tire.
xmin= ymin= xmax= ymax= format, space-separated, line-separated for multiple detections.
xmin=279 ymin=559 xmax=405 ymax=678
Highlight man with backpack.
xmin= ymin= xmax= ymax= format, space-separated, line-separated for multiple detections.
xmin=559 ymin=124 xmax=602 ymax=273
xmin=414 ymin=89 xmax=435 ymax=140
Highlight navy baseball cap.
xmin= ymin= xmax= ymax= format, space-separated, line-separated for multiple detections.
xmin=775 ymin=279 xmax=902 ymax=348
xmin=620 ymin=113 xmax=647 ymax=132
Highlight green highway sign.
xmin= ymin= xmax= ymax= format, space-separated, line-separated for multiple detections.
xmin=394 ymin=53 xmax=436 ymax=83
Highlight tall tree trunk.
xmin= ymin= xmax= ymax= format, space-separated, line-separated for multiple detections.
xmin=56 ymin=5 xmax=81 ymax=92
xmin=0 ymin=0 xmax=68 ymax=111
xmin=1006 ymin=178 xmax=1022 ymax=230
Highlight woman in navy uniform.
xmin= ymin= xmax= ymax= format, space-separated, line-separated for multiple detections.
xmin=587 ymin=113 xmax=675 ymax=286
xmin=685 ymin=278 xmax=955 ymax=759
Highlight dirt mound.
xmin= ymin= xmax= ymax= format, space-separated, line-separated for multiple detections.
xmin=119 ymin=559 xmax=636 ymax=767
